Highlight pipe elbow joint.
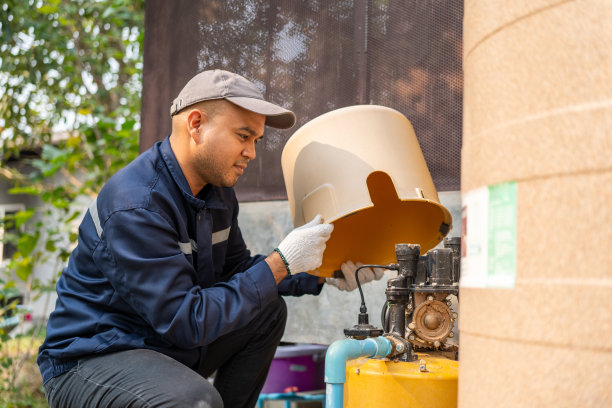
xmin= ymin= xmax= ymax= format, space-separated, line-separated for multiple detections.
xmin=325 ymin=337 xmax=391 ymax=384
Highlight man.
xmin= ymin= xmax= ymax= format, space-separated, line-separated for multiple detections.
xmin=37 ymin=70 xmax=381 ymax=408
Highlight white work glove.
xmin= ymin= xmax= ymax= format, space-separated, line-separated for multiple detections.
xmin=276 ymin=215 xmax=334 ymax=274
xmin=325 ymin=261 xmax=385 ymax=291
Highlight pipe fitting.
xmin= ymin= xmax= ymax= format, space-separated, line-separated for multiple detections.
xmin=384 ymin=334 xmax=411 ymax=358
xmin=325 ymin=337 xmax=392 ymax=408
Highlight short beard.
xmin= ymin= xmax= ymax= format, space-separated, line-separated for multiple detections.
xmin=193 ymin=147 xmax=237 ymax=188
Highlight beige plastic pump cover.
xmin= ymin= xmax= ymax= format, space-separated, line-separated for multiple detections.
xmin=281 ymin=105 xmax=452 ymax=278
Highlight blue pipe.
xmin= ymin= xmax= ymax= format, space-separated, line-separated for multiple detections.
xmin=324 ymin=337 xmax=392 ymax=408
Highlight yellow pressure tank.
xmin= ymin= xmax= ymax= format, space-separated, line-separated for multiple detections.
xmin=344 ymin=354 xmax=458 ymax=408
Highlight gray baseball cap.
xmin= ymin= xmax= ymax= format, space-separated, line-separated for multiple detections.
xmin=170 ymin=69 xmax=296 ymax=129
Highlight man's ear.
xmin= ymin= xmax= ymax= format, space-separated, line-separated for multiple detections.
xmin=186 ymin=109 xmax=205 ymax=141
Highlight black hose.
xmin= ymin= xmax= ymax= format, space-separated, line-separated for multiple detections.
xmin=354 ymin=264 xmax=397 ymax=315
xmin=380 ymin=301 xmax=390 ymax=332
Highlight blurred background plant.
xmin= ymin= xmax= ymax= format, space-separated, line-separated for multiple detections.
xmin=0 ymin=0 xmax=144 ymax=405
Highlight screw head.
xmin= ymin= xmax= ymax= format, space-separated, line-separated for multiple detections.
xmin=448 ymin=331 xmax=455 ymax=338
xmin=409 ymin=334 xmax=415 ymax=340
xmin=395 ymin=343 xmax=405 ymax=353
xmin=419 ymin=359 xmax=427 ymax=372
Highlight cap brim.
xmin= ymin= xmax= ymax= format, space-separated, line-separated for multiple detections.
xmin=226 ymin=96 xmax=296 ymax=129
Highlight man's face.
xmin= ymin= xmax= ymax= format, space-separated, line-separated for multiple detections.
xmin=192 ymin=102 xmax=265 ymax=188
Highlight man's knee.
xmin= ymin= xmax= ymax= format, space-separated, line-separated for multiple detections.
xmin=271 ymin=296 xmax=287 ymax=322
xmin=246 ymin=295 xmax=287 ymax=343
xmin=263 ymin=296 xmax=287 ymax=333
xmin=172 ymin=385 xmax=223 ymax=408
xmin=46 ymin=349 xmax=225 ymax=408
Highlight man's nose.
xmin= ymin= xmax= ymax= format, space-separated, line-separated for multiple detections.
xmin=243 ymin=140 xmax=256 ymax=160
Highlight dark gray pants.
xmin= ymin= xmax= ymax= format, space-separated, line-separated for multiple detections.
xmin=44 ymin=297 xmax=287 ymax=408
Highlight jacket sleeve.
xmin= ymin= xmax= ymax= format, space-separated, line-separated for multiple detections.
xmin=94 ymin=207 xmax=279 ymax=349
xmin=277 ymin=273 xmax=324 ymax=296
xmin=221 ymin=214 xmax=265 ymax=279
xmin=222 ymin=216 xmax=324 ymax=296
xmin=217 ymin=192 xmax=268 ymax=279
xmin=217 ymin=193 xmax=323 ymax=296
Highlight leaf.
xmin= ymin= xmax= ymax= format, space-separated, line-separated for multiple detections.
xmin=51 ymin=198 xmax=70 ymax=209
xmin=45 ymin=239 xmax=57 ymax=252
xmin=66 ymin=135 xmax=81 ymax=148
xmin=38 ymin=5 xmax=57 ymax=14
xmin=8 ymin=186 xmax=40 ymax=195
xmin=17 ymin=232 xmax=39 ymax=257
xmin=65 ymin=211 xmax=81 ymax=223
xmin=41 ymin=144 xmax=68 ymax=162
xmin=15 ymin=258 xmax=34 ymax=281
xmin=102 ymin=7 xmax=115 ymax=19
xmin=13 ymin=209 xmax=35 ymax=228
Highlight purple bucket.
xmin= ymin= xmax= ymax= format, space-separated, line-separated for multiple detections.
xmin=261 ymin=343 xmax=328 ymax=393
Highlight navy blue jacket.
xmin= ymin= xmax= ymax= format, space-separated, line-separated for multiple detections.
xmin=37 ymin=137 xmax=322 ymax=384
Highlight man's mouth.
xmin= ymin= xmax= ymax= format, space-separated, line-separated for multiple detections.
xmin=234 ymin=163 xmax=247 ymax=175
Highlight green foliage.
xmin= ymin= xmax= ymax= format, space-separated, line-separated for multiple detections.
xmin=0 ymin=0 xmax=144 ymax=404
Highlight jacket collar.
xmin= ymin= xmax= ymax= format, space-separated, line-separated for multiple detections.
xmin=158 ymin=136 xmax=227 ymax=211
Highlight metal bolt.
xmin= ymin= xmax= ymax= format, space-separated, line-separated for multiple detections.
xmin=408 ymin=322 xmax=416 ymax=330
xmin=446 ymin=300 xmax=452 ymax=307
xmin=419 ymin=359 xmax=428 ymax=372
xmin=355 ymin=368 xmax=360 ymax=375
xmin=409 ymin=334 xmax=415 ymax=340
xmin=395 ymin=343 xmax=405 ymax=353
xmin=452 ymin=313 xmax=458 ymax=319
xmin=448 ymin=331 xmax=454 ymax=338
xmin=427 ymin=295 xmax=434 ymax=301
xmin=407 ymin=303 xmax=413 ymax=310
xmin=434 ymin=340 xmax=441 ymax=348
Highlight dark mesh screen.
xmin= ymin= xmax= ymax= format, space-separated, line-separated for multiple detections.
xmin=141 ymin=0 xmax=463 ymax=200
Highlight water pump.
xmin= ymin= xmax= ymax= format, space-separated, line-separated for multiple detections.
xmin=344 ymin=237 xmax=460 ymax=361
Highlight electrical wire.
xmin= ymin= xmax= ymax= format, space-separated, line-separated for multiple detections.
xmin=355 ymin=264 xmax=397 ymax=315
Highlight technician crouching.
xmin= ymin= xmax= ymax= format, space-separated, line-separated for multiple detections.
xmin=37 ymin=70 xmax=334 ymax=408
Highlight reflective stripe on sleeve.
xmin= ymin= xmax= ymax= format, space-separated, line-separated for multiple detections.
xmin=178 ymin=241 xmax=192 ymax=255
xmin=89 ymin=197 xmax=103 ymax=238
xmin=178 ymin=239 xmax=198 ymax=255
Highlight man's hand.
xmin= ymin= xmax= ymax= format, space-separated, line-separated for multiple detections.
xmin=325 ymin=261 xmax=385 ymax=291
xmin=275 ymin=214 xmax=333 ymax=275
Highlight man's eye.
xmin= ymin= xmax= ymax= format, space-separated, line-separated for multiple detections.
xmin=254 ymin=138 xmax=262 ymax=144
xmin=237 ymin=133 xmax=249 ymax=140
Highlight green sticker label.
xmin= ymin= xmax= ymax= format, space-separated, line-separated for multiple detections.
xmin=461 ymin=181 xmax=517 ymax=289
xmin=487 ymin=182 xmax=517 ymax=288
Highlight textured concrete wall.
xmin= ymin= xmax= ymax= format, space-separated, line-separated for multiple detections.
xmin=460 ymin=1 xmax=612 ymax=406
xmin=238 ymin=191 xmax=462 ymax=345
